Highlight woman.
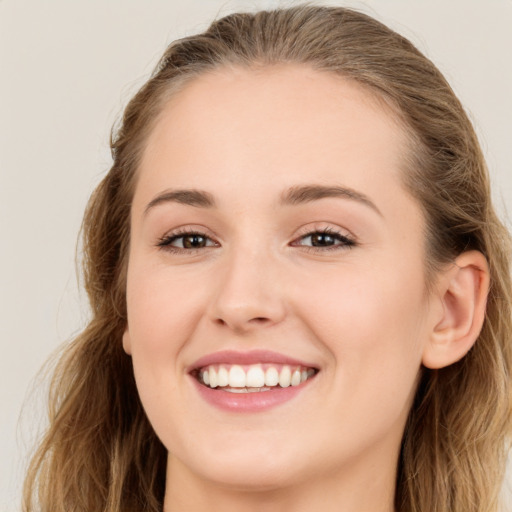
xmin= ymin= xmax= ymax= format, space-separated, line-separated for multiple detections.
xmin=23 ymin=5 xmax=511 ymax=512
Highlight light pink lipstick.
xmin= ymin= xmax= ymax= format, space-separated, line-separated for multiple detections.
xmin=188 ymin=350 xmax=318 ymax=412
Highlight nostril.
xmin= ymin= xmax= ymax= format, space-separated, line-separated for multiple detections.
xmin=213 ymin=316 xmax=272 ymax=331
xmin=251 ymin=317 xmax=270 ymax=324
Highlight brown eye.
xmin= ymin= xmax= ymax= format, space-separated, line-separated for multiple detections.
xmin=157 ymin=231 xmax=218 ymax=252
xmin=310 ymin=233 xmax=337 ymax=247
xmin=182 ymin=234 xmax=208 ymax=249
xmin=296 ymin=230 xmax=355 ymax=250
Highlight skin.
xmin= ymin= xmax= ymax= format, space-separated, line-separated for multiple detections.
xmin=122 ymin=65 xmax=485 ymax=512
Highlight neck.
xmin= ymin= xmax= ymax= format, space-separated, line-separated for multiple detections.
xmin=163 ymin=452 xmax=397 ymax=512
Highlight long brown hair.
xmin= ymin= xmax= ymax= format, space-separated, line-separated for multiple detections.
xmin=23 ymin=5 xmax=512 ymax=511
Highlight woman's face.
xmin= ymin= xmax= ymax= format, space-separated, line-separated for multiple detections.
xmin=124 ymin=65 xmax=438 ymax=493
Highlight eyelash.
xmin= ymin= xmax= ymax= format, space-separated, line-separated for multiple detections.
xmin=292 ymin=227 xmax=356 ymax=252
xmin=156 ymin=228 xmax=218 ymax=254
xmin=156 ymin=227 xmax=356 ymax=254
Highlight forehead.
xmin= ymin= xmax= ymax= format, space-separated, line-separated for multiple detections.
xmin=136 ymin=64 xmax=414 ymax=216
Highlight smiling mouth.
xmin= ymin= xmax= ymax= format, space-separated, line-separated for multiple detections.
xmin=193 ymin=363 xmax=318 ymax=393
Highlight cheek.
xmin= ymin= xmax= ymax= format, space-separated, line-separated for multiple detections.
xmin=298 ymin=260 xmax=427 ymax=340
xmin=294 ymin=259 xmax=428 ymax=402
xmin=125 ymin=261 xmax=208 ymax=360
xmin=124 ymin=264 xmax=205 ymax=438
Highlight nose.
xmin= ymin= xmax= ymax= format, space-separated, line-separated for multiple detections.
xmin=208 ymin=247 xmax=287 ymax=334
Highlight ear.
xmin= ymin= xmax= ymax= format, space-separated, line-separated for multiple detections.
xmin=122 ymin=328 xmax=132 ymax=355
xmin=422 ymin=250 xmax=489 ymax=369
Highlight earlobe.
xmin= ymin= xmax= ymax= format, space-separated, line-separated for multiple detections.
xmin=122 ymin=329 xmax=132 ymax=355
xmin=422 ymin=251 xmax=489 ymax=369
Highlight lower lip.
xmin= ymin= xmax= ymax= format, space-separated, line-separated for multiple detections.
xmin=190 ymin=376 xmax=315 ymax=412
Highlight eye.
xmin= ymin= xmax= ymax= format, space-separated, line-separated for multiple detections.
xmin=157 ymin=230 xmax=218 ymax=253
xmin=292 ymin=228 xmax=356 ymax=251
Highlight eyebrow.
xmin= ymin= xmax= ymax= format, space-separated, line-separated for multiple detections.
xmin=144 ymin=184 xmax=381 ymax=216
xmin=144 ymin=189 xmax=216 ymax=215
xmin=280 ymin=184 xmax=382 ymax=216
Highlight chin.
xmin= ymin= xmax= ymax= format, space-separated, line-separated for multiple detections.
xmin=206 ymin=462 xmax=303 ymax=491
xmin=172 ymin=444 xmax=308 ymax=492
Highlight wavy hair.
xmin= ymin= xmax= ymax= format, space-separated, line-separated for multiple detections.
xmin=23 ymin=5 xmax=511 ymax=511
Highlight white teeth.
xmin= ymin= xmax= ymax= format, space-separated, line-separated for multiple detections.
xmin=265 ymin=367 xmax=279 ymax=386
xmin=209 ymin=366 xmax=218 ymax=388
xmin=229 ymin=365 xmax=246 ymax=387
xmin=224 ymin=387 xmax=272 ymax=393
xmin=291 ymin=369 xmax=301 ymax=386
xmin=246 ymin=365 xmax=265 ymax=387
xmin=198 ymin=363 xmax=317 ymax=390
xmin=217 ymin=366 xmax=229 ymax=387
xmin=279 ymin=366 xmax=292 ymax=388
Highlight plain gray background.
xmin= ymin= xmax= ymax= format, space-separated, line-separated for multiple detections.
xmin=1 ymin=1 xmax=511 ymax=510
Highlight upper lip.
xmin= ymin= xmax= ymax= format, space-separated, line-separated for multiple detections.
xmin=188 ymin=349 xmax=319 ymax=372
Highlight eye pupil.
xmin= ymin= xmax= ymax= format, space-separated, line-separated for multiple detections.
xmin=183 ymin=235 xmax=206 ymax=248
xmin=311 ymin=233 xmax=335 ymax=246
